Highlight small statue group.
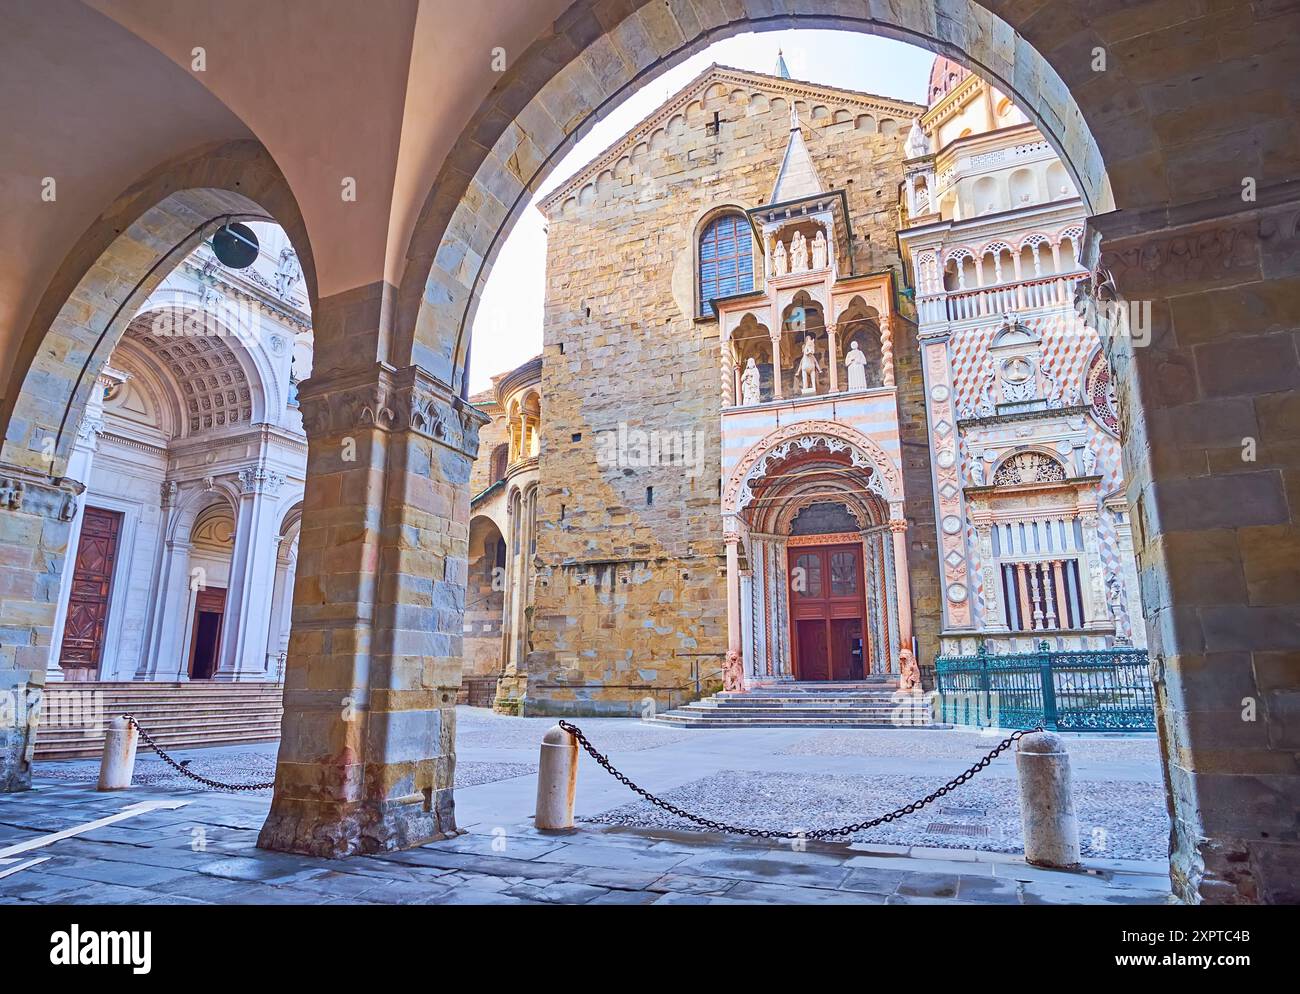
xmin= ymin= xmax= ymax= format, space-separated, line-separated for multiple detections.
xmin=773 ymin=229 xmax=828 ymax=276
xmin=790 ymin=230 xmax=808 ymax=272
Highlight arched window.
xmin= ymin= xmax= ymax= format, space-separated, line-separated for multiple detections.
xmin=489 ymin=443 xmax=508 ymax=481
xmin=698 ymin=213 xmax=753 ymax=316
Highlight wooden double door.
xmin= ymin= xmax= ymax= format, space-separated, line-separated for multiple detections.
xmin=788 ymin=542 xmax=867 ymax=681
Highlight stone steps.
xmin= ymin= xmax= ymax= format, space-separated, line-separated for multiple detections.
xmin=651 ymin=680 xmax=944 ymax=729
xmin=34 ymin=681 xmax=284 ymax=759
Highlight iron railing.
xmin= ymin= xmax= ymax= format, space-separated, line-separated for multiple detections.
xmin=934 ymin=642 xmax=1154 ymax=732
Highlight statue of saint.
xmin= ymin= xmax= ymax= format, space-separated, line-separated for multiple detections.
xmin=812 ymin=229 xmax=828 ymax=269
xmin=772 ymin=238 xmax=787 ymax=277
xmin=798 ymin=334 xmax=821 ymax=394
xmin=791 ymin=231 xmax=808 ymax=272
xmin=845 ymin=339 xmax=869 ymax=391
xmin=274 ymin=246 xmax=302 ymax=299
xmin=740 ymin=357 xmax=761 ymax=406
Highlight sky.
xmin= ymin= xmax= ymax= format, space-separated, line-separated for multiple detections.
xmin=466 ymin=30 xmax=936 ymax=394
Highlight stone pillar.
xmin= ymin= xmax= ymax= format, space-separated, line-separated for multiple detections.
xmin=47 ymin=422 xmax=103 ymax=682
xmin=136 ymin=481 xmax=179 ymax=679
xmin=147 ymin=537 xmax=193 ymax=680
xmin=974 ymin=518 xmax=1007 ymax=633
xmin=258 ymin=361 xmax=486 ymax=858
xmin=826 ymin=325 xmax=839 ymax=393
xmin=0 ymin=469 xmax=81 ymax=791
xmin=880 ymin=316 xmax=895 ymax=388
xmin=769 ymin=334 xmax=783 ymax=400
xmin=266 ymin=544 xmax=295 ymax=678
xmin=889 ymin=516 xmax=917 ymax=687
xmin=1084 ymin=196 xmax=1300 ymax=904
xmin=215 ymin=468 xmax=283 ymax=681
xmin=724 ymin=532 xmax=742 ymax=691
xmin=1075 ymin=507 xmax=1109 ymax=631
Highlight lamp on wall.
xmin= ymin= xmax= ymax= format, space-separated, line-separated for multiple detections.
xmin=211 ymin=222 xmax=260 ymax=269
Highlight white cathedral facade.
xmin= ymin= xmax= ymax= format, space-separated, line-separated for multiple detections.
xmin=48 ymin=225 xmax=312 ymax=684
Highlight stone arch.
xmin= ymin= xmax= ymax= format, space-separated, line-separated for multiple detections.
xmin=169 ymin=479 xmax=241 ymax=545
xmin=1 ymin=140 xmax=314 ymax=479
xmin=395 ymin=1 xmax=1118 ymax=391
xmin=724 ymin=420 xmax=903 ymax=514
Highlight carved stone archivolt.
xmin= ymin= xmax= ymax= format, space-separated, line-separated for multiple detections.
xmin=724 ymin=420 xmax=902 ymax=513
xmin=295 ymin=364 xmax=488 ymax=456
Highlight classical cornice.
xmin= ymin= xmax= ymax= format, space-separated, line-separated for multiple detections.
xmin=538 ymin=64 xmax=924 ymax=215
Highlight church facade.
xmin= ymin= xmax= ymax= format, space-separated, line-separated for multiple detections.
xmin=44 ymin=227 xmax=311 ymax=687
xmin=468 ymin=58 xmax=1143 ymax=717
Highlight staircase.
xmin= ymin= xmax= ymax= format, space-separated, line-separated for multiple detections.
xmin=34 ymin=682 xmax=284 ymax=760
xmin=651 ymin=678 xmax=947 ymax=729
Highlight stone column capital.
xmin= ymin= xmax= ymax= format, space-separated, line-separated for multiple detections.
xmin=296 ymin=363 xmax=489 ymax=459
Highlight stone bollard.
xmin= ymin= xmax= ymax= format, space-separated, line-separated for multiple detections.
xmin=1015 ymin=730 xmax=1081 ymax=868
xmin=97 ymin=716 xmax=138 ymax=791
xmin=535 ymin=724 xmax=578 ymax=830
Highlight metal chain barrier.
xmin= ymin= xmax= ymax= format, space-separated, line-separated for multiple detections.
xmin=122 ymin=715 xmax=275 ymax=792
xmin=558 ymin=719 xmax=1039 ymax=841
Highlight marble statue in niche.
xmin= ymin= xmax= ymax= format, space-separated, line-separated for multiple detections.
xmin=791 ymin=231 xmax=808 ymax=273
xmin=740 ymin=357 xmax=761 ymax=406
xmin=812 ymin=229 xmax=827 ymax=269
xmin=845 ymin=340 xmax=869 ymax=391
xmin=773 ymin=238 xmax=787 ymax=277
xmin=798 ymin=334 xmax=821 ymax=394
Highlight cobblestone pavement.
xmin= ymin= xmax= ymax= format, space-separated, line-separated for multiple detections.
xmin=0 ymin=781 xmax=1171 ymax=905
xmin=36 ymin=747 xmax=537 ymax=793
xmin=585 ymin=769 xmax=1168 ymax=860
xmin=6 ymin=708 xmax=1171 ymax=903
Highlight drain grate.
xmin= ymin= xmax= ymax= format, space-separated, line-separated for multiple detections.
xmin=925 ymin=822 xmax=991 ymax=838
xmin=938 ymin=806 xmax=987 ymax=818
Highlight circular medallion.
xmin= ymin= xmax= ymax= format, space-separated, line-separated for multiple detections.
xmin=936 ymin=449 xmax=956 ymax=469
xmin=942 ymin=515 xmax=962 ymax=535
xmin=931 ymin=384 xmax=950 ymax=403
xmin=947 ymin=583 xmax=968 ymax=603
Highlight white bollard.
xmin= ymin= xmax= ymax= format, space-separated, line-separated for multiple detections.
xmin=97 ymin=716 xmax=138 ymax=791
xmin=1015 ymin=730 xmax=1080 ymax=868
xmin=535 ymin=724 xmax=578 ymax=830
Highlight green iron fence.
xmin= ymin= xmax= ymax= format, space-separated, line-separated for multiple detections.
xmin=933 ymin=642 xmax=1155 ymax=732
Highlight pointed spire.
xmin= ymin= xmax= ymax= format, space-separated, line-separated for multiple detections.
xmin=770 ymin=104 xmax=823 ymax=203
xmin=774 ymin=48 xmax=791 ymax=79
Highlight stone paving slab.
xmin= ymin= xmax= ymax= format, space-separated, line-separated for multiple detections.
xmin=0 ymin=773 xmax=1175 ymax=906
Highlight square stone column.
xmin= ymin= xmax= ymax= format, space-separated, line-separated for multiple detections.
xmin=257 ymin=362 xmax=486 ymax=858
xmin=1086 ymin=195 xmax=1300 ymax=905
xmin=0 ymin=469 xmax=81 ymax=790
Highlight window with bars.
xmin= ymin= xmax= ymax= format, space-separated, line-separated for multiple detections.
xmin=1001 ymin=558 xmax=1086 ymax=631
xmin=699 ymin=214 xmax=754 ymax=316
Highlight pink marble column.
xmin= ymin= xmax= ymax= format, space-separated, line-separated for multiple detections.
xmin=889 ymin=516 xmax=918 ymax=689
xmin=724 ymin=533 xmax=744 ymax=691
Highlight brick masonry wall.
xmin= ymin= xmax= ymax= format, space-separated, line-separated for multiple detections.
xmin=518 ymin=74 xmax=928 ymax=714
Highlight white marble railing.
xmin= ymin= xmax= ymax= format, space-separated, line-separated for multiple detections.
xmin=916 ymin=272 xmax=1085 ymax=325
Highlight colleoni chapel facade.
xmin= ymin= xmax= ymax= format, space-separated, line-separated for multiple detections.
xmin=463 ymin=56 xmax=1144 ymax=717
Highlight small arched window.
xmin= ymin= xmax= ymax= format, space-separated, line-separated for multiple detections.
xmin=490 ymin=443 xmax=508 ymax=480
xmin=698 ymin=213 xmax=753 ymax=316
